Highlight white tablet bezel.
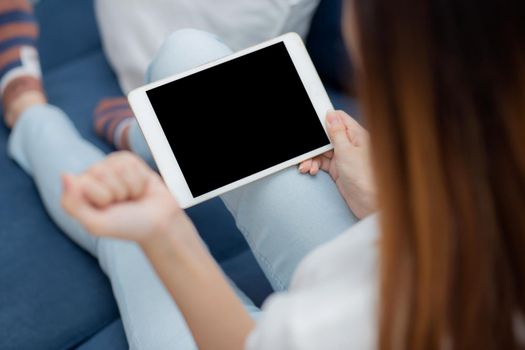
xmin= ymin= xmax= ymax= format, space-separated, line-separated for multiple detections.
xmin=128 ymin=32 xmax=334 ymax=208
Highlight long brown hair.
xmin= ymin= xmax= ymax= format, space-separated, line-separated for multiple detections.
xmin=347 ymin=0 xmax=525 ymax=348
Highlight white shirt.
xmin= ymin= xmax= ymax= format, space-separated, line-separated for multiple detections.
xmin=247 ymin=215 xmax=379 ymax=350
xmin=95 ymin=0 xmax=320 ymax=94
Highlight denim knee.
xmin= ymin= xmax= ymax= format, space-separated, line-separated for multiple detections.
xmin=146 ymin=28 xmax=234 ymax=83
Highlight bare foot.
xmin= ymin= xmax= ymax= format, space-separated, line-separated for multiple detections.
xmin=4 ymin=90 xmax=47 ymax=128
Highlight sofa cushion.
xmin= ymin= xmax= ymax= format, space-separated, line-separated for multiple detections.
xmin=35 ymin=0 xmax=101 ymax=72
xmin=306 ymin=0 xmax=353 ymax=91
xmin=0 ymin=117 xmax=119 ymax=350
xmin=76 ymin=320 xmax=127 ymax=350
xmin=0 ymin=2 xmax=121 ymax=349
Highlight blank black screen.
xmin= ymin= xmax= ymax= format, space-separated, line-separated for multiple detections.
xmin=147 ymin=42 xmax=330 ymax=197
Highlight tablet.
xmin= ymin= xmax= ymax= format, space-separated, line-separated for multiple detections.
xmin=128 ymin=33 xmax=334 ymax=208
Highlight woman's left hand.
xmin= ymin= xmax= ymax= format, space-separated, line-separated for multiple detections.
xmin=298 ymin=111 xmax=377 ymax=219
xmin=61 ymin=151 xmax=186 ymax=244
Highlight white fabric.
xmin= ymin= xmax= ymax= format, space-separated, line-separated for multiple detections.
xmin=0 ymin=47 xmax=42 ymax=94
xmin=246 ymin=215 xmax=379 ymax=350
xmin=95 ymin=0 xmax=321 ymax=94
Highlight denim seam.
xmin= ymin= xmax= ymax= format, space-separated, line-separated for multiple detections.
xmin=221 ymin=197 xmax=286 ymax=291
xmin=97 ymin=241 xmax=145 ymax=350
xmin=234 ymin=219 xmax=286 ymax=292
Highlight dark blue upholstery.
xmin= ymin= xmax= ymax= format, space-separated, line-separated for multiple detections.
xmin=0 ymin=0 xmax=355 ymax=348
xmin=76 ymin=320 xmax=127 ymax=350
xmin=0 ymin=2 xmax=120 ymax=349
xmin=306 ymin=0 xmax=353 ymax=91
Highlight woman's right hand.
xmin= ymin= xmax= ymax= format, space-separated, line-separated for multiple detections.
xmin=61 ymin=151 xmax=190 ymax=245
xmin=299 ymin=111 xmax=376 ymax=219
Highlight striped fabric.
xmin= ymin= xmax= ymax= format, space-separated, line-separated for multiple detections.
xmin=0 ymin=0 xmax=37 ymax=74
xmin=0 ymin=0 xmax=42 ymax=110
xmin=94 ymin=97 xmax=135 ymax=150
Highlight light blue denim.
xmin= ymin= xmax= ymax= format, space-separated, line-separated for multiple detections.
xmin=7 ymin=29 xmax=358 ymax=349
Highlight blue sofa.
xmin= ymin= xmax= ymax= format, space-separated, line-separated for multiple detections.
xmin=0 ymin=0 xmax=356 ymax=348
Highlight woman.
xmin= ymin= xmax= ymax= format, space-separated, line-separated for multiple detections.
xmin=65 ymin=0 xmax=525 ymax=348
xmin=5 ymin=0 xmax=525 ymax=350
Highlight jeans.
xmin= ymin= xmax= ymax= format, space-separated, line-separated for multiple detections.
xmin=8 ymin=29 xmax=358 ymax=349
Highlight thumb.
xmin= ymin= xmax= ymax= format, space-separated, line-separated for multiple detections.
xmin=326 ymin=111 xmax=352 ymax=151
xmin=61 ymin=174 xmax=104 ymax=234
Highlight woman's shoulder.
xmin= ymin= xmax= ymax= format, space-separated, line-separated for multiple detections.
xmin=245 ymin=215 xmax=380 ymax=350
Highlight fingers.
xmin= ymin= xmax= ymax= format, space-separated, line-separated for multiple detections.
xmin=65 ymin=151 xmax=152 ymax=210
xmin=61 ymin=152 xmax=166 ymax=239
xmin=309 ymin=159 xmax=320 ymax=175
xmin=298 ymin=154 xmax=332 ymax=175
xmin=334 ymin=110 xmax=361 ymax=130
xmin=299 ymin=157 xmax=323 ymax=175
xmin=300 ymin=110 xmax=363 ymax=176
xmin=87 ymin=152 xmax=150 ymax=204
xmin=77 ymin=174 xmax=113 ymax=207
xmin=89 ymin=163 xmax=128 ymax=202
xmin=318 ymin=154 xmax=332 ymax=172
xmin=326 ymin=111 xmax=353 ymax=151
xmin=332 ymin=110 xmax=369 ymax=147
xmin=61 ymin=174 xmax=106 ymax=234
xmin=299 ymin=159 xmax=313 ymax=174
xmin=106 ymin=152 xmax=148 ymax=199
